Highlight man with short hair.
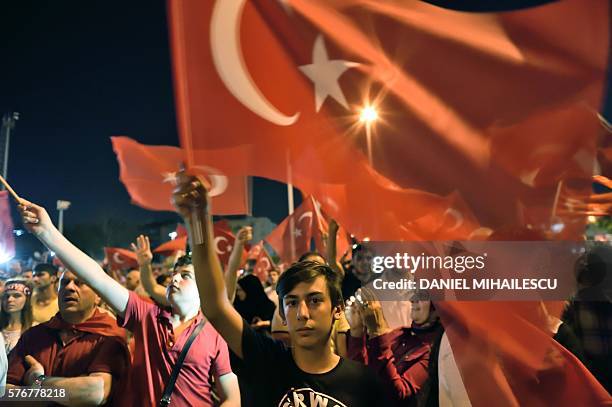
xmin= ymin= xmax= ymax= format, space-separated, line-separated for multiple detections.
xmin=20 ymin=269 xmax=33 ymax=281
xmin=172 ymin=172 xmax=386 ymax=406
xmin=18 ymin=200 xmax=240 ymax=407
xmin=125 ymin=269 xmax=141 ymax=291
xmin=265 ymin=268 xmax=280 ymax=305
xmin=125 ymin=268 xmax=149 ymax=298
xmin=31 ymin=263 xmax=59 ymax=323
xmin=7 ymin=270 xmax=129 ymax=405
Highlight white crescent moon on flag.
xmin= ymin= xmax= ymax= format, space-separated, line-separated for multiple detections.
xmin=214 ymin=236 xmax=229 ymax=255
xmin=298 ymin=211 xmax=313 ymax=228
xmin=191 ymin=165 xmax=229 ymax=197
xmin=210 ymin=0 xmax=300 ymax=126
xmin=468 ymin=227 xmax=494 ymax=240
xmin=112 ymin=252 xmax=124 ymax=264
xmin=260 ymin=257 xmax=271 ymax=271
xmin=443 ymin=208 xmax=464 ymax=231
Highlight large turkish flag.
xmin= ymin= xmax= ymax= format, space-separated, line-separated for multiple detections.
xmin=167 ymin=0 xmax=611 ymax=405
xmin=168 ymin=0 xmax=608 ymax=240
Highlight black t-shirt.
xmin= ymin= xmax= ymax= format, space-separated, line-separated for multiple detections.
xmin=235 ymin=319 xmax=386 ymax=407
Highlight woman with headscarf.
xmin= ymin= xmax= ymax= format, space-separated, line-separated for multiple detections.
xmin=347 ymin=289 xmax=443 ymax=406
xmin=233 ymin=274 xmax=276 ymax=330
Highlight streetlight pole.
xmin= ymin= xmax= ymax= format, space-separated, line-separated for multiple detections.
xmin=57 ymin=200 xmax=71 ymax=234
xmin=1 ymin=112 xmax=20 ymax=188
xmin=365 ymin=122 xmax=373 ymax=167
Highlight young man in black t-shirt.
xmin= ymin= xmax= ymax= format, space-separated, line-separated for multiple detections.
xmin=172 ymin=172 xmax=386 ymax=407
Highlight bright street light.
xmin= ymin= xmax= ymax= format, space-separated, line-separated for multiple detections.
xmin=358 ymin=105 xmax=378 ymax=166
xmin=359 ymin=105 xmax=378 ymax=123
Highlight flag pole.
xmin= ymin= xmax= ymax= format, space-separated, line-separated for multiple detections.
xmin=1 ymin=112 xmax=19 ymax=191
xmin=366 ymin=122 xmax=373 ymax=167
xmin=0 ymin=174 xmax=21 ymax=203
xmin=287 ymin=151 xmax=295 ymax=260
xmin=550 ymin=179 xmax=564 ymax=222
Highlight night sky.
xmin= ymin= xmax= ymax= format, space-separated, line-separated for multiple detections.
xmin=1 ymin=1 xmax=292 ymax=232
xmin=1 ymin=1 xmax=610 ymax=257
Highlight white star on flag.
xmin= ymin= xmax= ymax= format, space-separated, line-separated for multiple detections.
xmin=294 ymin=228 xmax=303 ymax=238
xmin=162 ymin=172 xmax=178 ymax=185
xmin=299 ymin=35 xmax=360 ymax=112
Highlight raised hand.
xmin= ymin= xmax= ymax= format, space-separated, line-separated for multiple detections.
xmin=345 ymin=300 xmax=364 ymax=338
xmin=171 ymin=169 xmax=209 ymax=219
xmin=329 ymin=218 xmax=339 ymax=234
xmin=359 ymin=287 xmax=390 ymax=338
xmin=17 ymin=199 xmax=54 ymax=237
xmin=131 ymin=235 xmax=153 ymax=266
xmin=236 ymin=226 xmax=253 ymax=244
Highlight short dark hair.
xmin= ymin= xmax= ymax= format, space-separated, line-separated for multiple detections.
xmin=173 ymin=255 xmax=192 ymax=271
xmin=575 ymin=245 xmax=611 ymax=287
xmin=156 ymin=273 xmax=171 ymax=285
xmin=276 ymin=261 xmax=343 ymax=319
xmin=33 ymin=263 xmax=58 ymax=276
xmin=298 ymin=251 xmax=325 ymax=263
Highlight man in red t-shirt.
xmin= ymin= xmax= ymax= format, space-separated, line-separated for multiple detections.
xmin=18 ymin=200 xmax=240 ymax=407
xmin=7 ymin=271 xmax=129 ymax=405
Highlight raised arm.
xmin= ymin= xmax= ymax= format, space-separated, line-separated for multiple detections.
xmin=131 ymin=235 xmax=169 ymax=307
xmin=325 ymin=219 xmax=345 ymax=279
xmin=225 ymin=226 xmax=252 ymax=303
xmin=172 ymin=172 xmax=245 ymax=358
xmin=18 ymin=200 xmax=129 ymax=318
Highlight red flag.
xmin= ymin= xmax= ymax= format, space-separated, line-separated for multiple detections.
xmin=0 ymin=191 xmax=15 ymax=263
xmin=265 ymin=197 xmax=317 ymax=264
xmin=439 ymin=301 xmax=612 ymax=407
xmin=309 ymin=196 xmax=351 ymax=260
xmin=168 ymin=2 xmax=610 ymax=405
xmin=248 ymin=241 xmax=276 ymax=283
xmin=111 ymin=136 xmax=250 ymax=216
xmin=153 ymin=236 xmax=187 ymax=255
xmin=213 ymin=220 xmax=238 ymax=266
xmin=175 ymin=223 xmax=188 ymax=238
xmin=151 ymin=224 xmax=191 ymax=256
xmin=152 ymin=221 xmax=242 ymax=264
xmin=104 ymin=247 xmax=139 ymax=270
xmin=169 ymin=0 xmax=608 ymax=240
xmin=400 ymin=191 xmax=490 ymax=241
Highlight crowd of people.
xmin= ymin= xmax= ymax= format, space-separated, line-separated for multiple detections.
xmin=0 ymin=172 xmax=608 ymax=406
